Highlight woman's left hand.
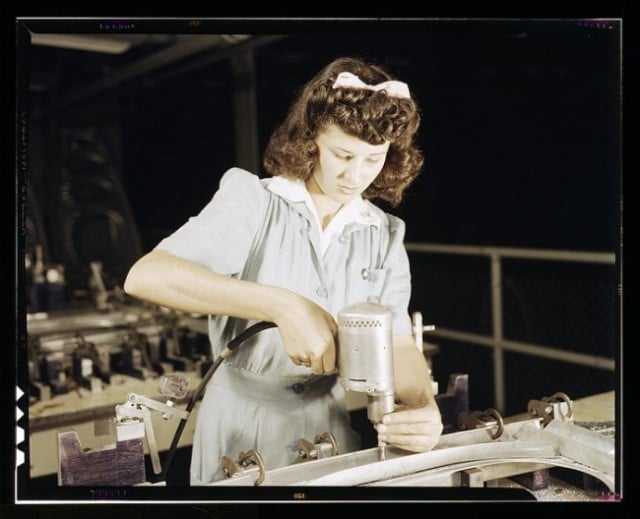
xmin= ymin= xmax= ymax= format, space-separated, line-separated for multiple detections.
xmin=375 ymin=403 xmax=443 ymax=452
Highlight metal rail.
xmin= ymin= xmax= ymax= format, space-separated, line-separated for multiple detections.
xmin=404 ymin=242 xmax=617 ymax=413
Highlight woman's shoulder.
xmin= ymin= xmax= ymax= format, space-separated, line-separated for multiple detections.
xmin=218 ymin=167 xmax=272 ymax=199
xmin=219 ymin=167 xmax=262 ymax=187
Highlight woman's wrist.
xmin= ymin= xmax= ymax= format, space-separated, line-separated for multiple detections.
xmin=261 ymin=285 xmax=300 ymax=326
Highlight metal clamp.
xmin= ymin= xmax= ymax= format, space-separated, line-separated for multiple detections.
xmin=458 ymin=408 xmax=504 ymax=440
xmin=222 ymin=449 xmax=266 ymax=486
xmin=296 ymin=438 xmax=316 ymax=460
xmin=113 ymin=377 xmax=191 ymax=475
xmin=528 ymin=391 xmax=574 ymax=425
xmin=314 ymin=432 xmax=340 ymax=456
xmin=296 ymin=431 xmax=340 ymax=462
xmin=125 ymin=393 xmax=190 ymax=421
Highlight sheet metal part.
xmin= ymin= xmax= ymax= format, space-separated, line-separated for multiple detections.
xmin=210 ymin=416 xmax=615 ymax=494
xmin=211 ymin=439 xmax=556 ymax=486
xmin=214 ymin=415 xmax=540 ymax=486
xmin=513 ymin=419 xmax=615 ymax=476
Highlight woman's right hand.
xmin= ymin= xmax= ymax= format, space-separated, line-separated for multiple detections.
xmin=273 ymin=293 xmax=338 ymax=375
xmin=125 ymin=251 xmax=337 ymax=373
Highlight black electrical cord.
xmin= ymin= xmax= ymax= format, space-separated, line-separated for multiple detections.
xmin=158 ymin=320 xmax=277 ymax=483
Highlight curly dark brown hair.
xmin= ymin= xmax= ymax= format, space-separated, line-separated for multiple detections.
xmin=263 ymin=57 xmax=424 ymax=206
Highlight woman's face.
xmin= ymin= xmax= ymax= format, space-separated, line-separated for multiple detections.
xmin=309 ymin=124 xmax=390 ymax=205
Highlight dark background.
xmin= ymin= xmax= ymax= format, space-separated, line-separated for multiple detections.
xmin=9 ymin=14 xmax=629 ymax=509
xmin=23 ymin=20 xmax=621 ymax=254
xmin=121 ymin=25 xmax=620 ymax=252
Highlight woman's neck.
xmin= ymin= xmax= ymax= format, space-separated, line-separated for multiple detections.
xmin=306 ymin=177 xmax=343 ymax=230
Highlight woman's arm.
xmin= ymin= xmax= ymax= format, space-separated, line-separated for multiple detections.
xmin=374 ymin=335 xmax=442 ymax=452
xmin=392 ymin=335 xmax=437 ymax=407
xmin=125 ymin=248 xmax=290 ymax=321
xmin=124 ymin=248 xmax=338 ymax=373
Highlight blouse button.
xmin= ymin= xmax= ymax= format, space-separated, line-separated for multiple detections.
xmin=361 ymin=268 xmax=377 ymax=282
xmin=315 ymin=287 xmax=328 ymax=298
xmin=338 ymin=234 xmax=349 ymax=244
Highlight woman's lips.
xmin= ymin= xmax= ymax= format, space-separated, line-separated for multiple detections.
xmin=338 ymin=185 xmax=358 ymax=195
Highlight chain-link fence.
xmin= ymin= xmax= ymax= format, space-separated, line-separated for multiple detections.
xmin=406 ymin=243 xmax=618 ymax=418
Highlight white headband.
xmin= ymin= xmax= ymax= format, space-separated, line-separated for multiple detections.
xmin=332 ymin=71 xmax=411 ymax=99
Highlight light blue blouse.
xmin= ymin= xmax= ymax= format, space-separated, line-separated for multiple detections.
xmin=155 ymin=167 xmax=413 ymax=484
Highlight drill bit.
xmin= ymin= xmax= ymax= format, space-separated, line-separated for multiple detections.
xmin=378 ymin=440 xmax=386 ymax=461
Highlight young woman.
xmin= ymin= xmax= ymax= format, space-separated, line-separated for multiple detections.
xmin=124 ymin=56 xmax=443 ymax=485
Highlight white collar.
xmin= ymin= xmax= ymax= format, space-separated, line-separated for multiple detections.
xmin=266 ymin=175 xmax=381 ymax=228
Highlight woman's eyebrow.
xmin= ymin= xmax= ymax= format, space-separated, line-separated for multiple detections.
xmin=332 ymin=145 xmax=387 ymax=156
xmin=331 ymin=145 xmax=353 ymax=154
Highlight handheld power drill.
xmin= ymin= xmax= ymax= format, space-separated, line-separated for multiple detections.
xmin=337 ymin=301 xmax=395 ymax=460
